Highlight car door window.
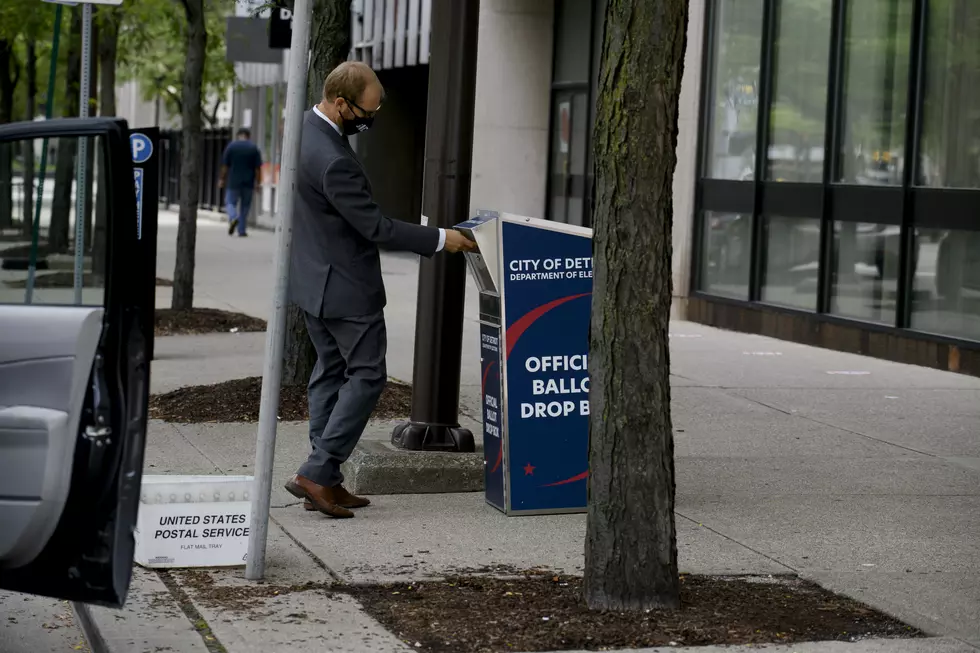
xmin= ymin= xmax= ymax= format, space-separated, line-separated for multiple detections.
xmin=1 ymin=134 xmax=108 ymax=307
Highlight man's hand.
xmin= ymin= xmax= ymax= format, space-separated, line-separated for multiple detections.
xmin=218 ymin=177 xmax=225 ymax=189
xmin=444 ymin=229 xmax=476 ymax=253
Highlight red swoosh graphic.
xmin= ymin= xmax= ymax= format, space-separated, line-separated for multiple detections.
xmin=505 ymin=293 xmax=592 ymax=359
xmin=542 ymin=470 xmax=589 ymax=487
xmin=490 ymin=446 xmax=503 ymax=474
xmin=481 ymin=361 xmax=495 ymax=396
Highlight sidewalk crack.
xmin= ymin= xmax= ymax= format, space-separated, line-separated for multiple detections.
xmin=735 ymin=393 xmax=941 ymax=460
xmin=270 ymin=513 xmax=344 ymax=583
xmin=676 ymin=511 xmax=799 ymax=574
xmin=169 ymin=423 xmax=225 ymax=474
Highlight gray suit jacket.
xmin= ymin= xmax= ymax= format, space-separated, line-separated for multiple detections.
xmin=289 ymin=110 xmax=440 ymax=319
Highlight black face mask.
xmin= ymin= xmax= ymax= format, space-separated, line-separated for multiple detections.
xmin=341 ymin=97 xmax=377 ymax=136
xmin=342 ymin=115 xmax=374 ymax=136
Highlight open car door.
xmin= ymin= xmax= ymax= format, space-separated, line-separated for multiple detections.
xmin=0 ymin=118 xmax=151 ymax=607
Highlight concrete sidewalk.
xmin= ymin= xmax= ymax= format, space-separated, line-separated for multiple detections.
xmin=95 ymin=209 xmax=980 ymax=653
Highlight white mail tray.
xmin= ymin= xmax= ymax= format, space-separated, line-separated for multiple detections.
xmin=134 ymin=475 xmax=254 ymax=569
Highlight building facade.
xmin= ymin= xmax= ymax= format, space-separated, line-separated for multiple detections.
xmin=352 ymin=0 xmax=980 ymax=375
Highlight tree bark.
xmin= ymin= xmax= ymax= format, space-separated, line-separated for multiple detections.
xmin=49 ymin=8 xmax=83 ymax=252
xmin=280 ymin=0 xmax=351 ymax=387
xmin=171 ymin=0 xmax=207 ymax=310
xmin=22 ymin=40 xmax=37 ymax=238
xmin=0 ymin=40 xmax=16 ymax=229
xmin=0 ymin=41 xmax=12 ymax=125
xmin=93 ymin=8 xmax=120 ymax=281
xmin=583 ymin=0 xmax=688 ymax=612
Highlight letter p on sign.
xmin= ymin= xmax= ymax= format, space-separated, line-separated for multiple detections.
xmin=130 ymin=133 xmax=153 ymax=164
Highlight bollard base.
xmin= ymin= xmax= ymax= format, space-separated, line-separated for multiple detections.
xmin=391 ymin=421 xmax=476 ymax=453
xmin=340 ymin=440 xmax=483 ymax=495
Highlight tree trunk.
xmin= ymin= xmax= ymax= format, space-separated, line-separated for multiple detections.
xmin=583 ymin=0 xmax=688 ymax=612
xmin=0 ymin=40 xmax=15 ymax=229
xmin=50 ymin=8 xmax=83 ymax=253
xmin=93 ymin=9 xmax=119 ymax=281
xmin=82 ymin=17 xmax=99 ymax=253
xmin=171 ymin=0 xmax=207 ymax=310
xmin=22 ymin=40 xmax=37 ymax=238
xmin=280 ymin=0 xmax=352 ymax=387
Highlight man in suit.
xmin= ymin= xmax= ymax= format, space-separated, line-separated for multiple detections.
xmin=285 ymin=61 xmax=476 ymax=518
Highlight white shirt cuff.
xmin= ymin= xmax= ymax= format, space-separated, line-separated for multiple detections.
xmin=436 ymin=228 xmax=446 ymax=252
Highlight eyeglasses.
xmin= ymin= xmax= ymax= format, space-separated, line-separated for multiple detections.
xmin=342 ymin=96 xmax=383 ymax=118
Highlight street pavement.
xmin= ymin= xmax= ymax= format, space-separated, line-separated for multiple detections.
xmin=0 ymin=592 xmax=90 ymax=652
xmin=85 ymin=210 xmax=980 ymax=652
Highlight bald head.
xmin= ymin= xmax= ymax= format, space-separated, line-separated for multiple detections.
xmin=319 ymin=61 xmax=384 ymax=135
xmin=322 ymin=61 xmax=379 ymax=104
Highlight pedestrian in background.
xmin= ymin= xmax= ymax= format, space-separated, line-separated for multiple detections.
xmin=284 ymin=61 xmax=475 ymax=518
xmin=218 ymin=128 xmax=263 ymax=237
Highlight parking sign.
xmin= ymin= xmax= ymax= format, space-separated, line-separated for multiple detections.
xmin=134 ymin=168 xmax=144 ymax=239
xmin=130 ymin=133 xmax=153 ymax=165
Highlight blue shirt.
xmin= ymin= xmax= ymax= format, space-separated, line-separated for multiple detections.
xmin=222 ymin=140 xmax=262 ymax=188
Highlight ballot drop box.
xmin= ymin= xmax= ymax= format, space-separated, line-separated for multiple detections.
xmin=455 ymin=211 xmax=593 ymax=515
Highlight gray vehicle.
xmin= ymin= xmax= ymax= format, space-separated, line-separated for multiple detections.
xmin=0 ymin=118 xmax=151 ymax=607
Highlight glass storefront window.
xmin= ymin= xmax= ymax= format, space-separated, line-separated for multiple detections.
xmin=704 ymin=0 xmax=764 ymax=180
xmin=911 ymin=228 xmax=980 ymax=341
xmin=766 ymin=0 xmax=832 ymax=183
xmin=693 ymin=0 xmax=980 ymax=349
xmin=553 ymin=0 xmax=592 ymax=85
xmin=548 ymin=0 xmax=595 ymax=225
xmin=837 ymin=0 xmax=913 ymax=185
xmin=760 ymin=215 xmax=821 ymax=310
xmin=829 ymin=222 xmax=900 ymax=324
xmin=917 ymin=0 xmax=980 ymax=189
xmin=700 ymin=211 xmax=752 ymax=299
xmin=548 ymin=90 xmax=590 ymax=225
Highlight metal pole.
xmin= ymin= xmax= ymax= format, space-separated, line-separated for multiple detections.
xmin=271 ymin=64 xmax=282 ymax=214
xmin=25 ymin=3 xmax=64 ymax=304
xmin=390 ymin=0 xmax=480 ymax=452
xmin=73 ymin=2 xmax=93 ymax=304
xmin=256 ymin=84 xmax=267 ymax=219
xmin=245 ymin=0 xmax=313 ymax=581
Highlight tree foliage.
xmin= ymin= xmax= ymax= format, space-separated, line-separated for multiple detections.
xmin=117 ymin=0 xmax=237 ymax=125
xmin=0 ymin=0 xmax=238 ymax=126
xmin=0 ymin=0 xmax=61 ymax=123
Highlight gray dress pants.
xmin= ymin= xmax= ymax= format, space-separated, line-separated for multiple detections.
xmin=297 ymin=310 xmax=387 ymax=487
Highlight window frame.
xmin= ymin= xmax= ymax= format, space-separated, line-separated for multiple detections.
xmin=545 ymin=0 xmax=600 ymax=228
xmin=692 ymin=0 xmax=980 ymax=346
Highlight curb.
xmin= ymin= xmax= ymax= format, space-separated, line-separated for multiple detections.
xmin=71 ymin=601 xmax=109 ymax=653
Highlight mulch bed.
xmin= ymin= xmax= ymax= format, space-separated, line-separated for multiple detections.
xmin=347 ymin=573 xmax=923 ymax=652
xmin=3 ymin=271 xmax=175 ymax=289
xmin=148 ymin=375 xmax=413 ymax=422
xmin=0 ymin=231 xmax=35 ymax=243
xmin=0 ymin=243 xmax=59 ymax=258
xmin=154 ymin=308 xmax=267 ymax=336
xmin=170 ymin=569 xmax=922 ymax=652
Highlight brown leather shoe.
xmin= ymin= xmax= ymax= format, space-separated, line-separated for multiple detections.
xmin=303 ymin=484 xmax=370 ymax=510
xmin=284 ymin=475 xmax=354 ymax=519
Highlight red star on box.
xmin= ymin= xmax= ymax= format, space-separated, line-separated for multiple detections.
xmin=524 ymin=463 xmax=535 ymax=476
